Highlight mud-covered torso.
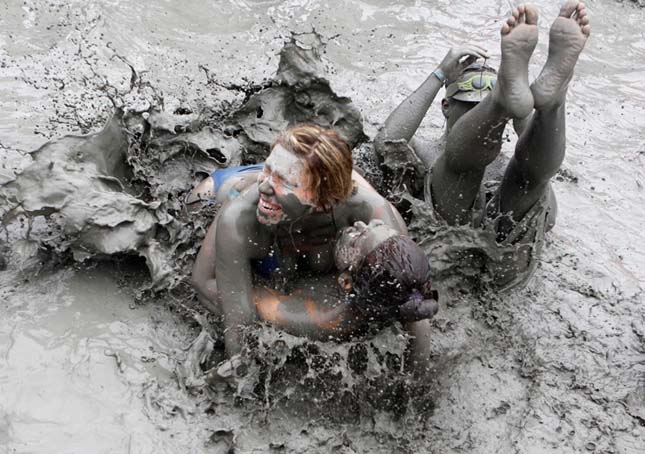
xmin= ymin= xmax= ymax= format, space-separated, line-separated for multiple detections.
xmin=275 ymin=223 xmax=337 ymax=275
xmin=271 ymin=206 xmax=351 ymax=277
xmin=217 ymin=170 xmax=395 ymax=294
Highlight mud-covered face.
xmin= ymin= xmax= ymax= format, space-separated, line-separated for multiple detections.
xmin=334 ymin=220 xmax=399 ymax=271
xmin=443 ymin=97 xmax=478 ymax=131
xmin=256 ymin=144 xmax=317 ymax=225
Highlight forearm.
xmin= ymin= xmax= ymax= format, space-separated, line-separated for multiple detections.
xmin=375 ymin=71 xmax=444 ymax=146
xmin=375 ymin=45 xmax=489 ymax=147
xmin=192 ymin=218 xmax=221 ymax=311
xmin=254 ymin=288 xmax=362 ymax=340
xmin=216 ymin=247 xmax=258 ymax=354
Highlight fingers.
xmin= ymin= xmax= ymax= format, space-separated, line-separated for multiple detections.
xmin=462 ymin=55 xmax=478 ymax=68
xmin=399 ymin=298 xmax=439 ymax=322
xmin=456 ymin=46 xmax=490 ymax=61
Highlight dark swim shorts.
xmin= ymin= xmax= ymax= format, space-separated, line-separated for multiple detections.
xmin=411 ymin=171 xmax=554 ymax=291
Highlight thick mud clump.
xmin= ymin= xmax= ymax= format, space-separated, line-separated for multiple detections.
xmin=181 ymin=324 xmax=429 ymax=418
xmin=1 ymin=36 xmax=367 ymax=295
xmin=2 ymin=10 xmax=644 ymax=452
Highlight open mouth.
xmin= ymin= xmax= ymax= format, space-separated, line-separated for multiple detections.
xmin=258 ymin=197 xmax=282 ymax=216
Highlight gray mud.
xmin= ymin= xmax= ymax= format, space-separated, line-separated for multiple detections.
xmin=1 ymin=1 xmax=644 ymax=453
xmin=1 ymin=36 xmax=366 ymax=295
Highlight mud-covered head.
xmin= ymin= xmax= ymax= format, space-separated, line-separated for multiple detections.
xmin=442 ymin=63 xmax=498 ymax=130
xmin=335 ymin=220 xmax=438 ymax=317
xmin=257 ymin=124 xmax=353 ymax=225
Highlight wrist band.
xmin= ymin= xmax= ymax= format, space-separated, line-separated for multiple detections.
xmin=432 ymin=68 xmax=446 ymax=84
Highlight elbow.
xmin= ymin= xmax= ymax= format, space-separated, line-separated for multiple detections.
xmin=191 ymin=273 xmax=209 ymax=300
xmin=191 ymin=262 xmax=212 ymax=298
xmin=190 ymin=272 xmax=203 ymax=294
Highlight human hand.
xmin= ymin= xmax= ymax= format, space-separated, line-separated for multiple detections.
xmin=397 ymin=296 xmax=439 ymax=322
xmin=437 ymin=46 xmax=490 ymax=83
xmin=206 ymin=354 xmax=247 ymax=386
xmin=356 ymin=288 xmax=439 ymax=324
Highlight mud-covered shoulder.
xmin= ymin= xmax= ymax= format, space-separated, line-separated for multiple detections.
xmin=337 ymin=184 xmax=406 ymax=232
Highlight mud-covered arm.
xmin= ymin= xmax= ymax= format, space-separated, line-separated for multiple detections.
xmin=254 ymin=284 xmax=439 ymax=340
xmin=214 ymin=201 xmax=265 ymax=355
xmin=373 ymin=47 xmax=489 ymax=151
xmin=351 ymin=171 xmax=408 ymax=232
xmin=253 ymin=287 xmax=362 ymax=340
xmin=192 ymin=216 xmax=221 ymax=314
xmin=352 ymin=186 xmax=409 ymax=234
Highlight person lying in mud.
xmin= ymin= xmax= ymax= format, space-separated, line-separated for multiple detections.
xmin=190 ymin=124 xmax=438 ymax=354
xmin=251 ymin=219 xmax=439 ymax=340
xmin=375 ymin=1 xmax=590 ymax=286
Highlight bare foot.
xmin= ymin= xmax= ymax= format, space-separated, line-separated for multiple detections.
xmin=494 ymin=4 xmax=539 ymax=119
xmin=532 ymin=0 xmax=591 ymax=110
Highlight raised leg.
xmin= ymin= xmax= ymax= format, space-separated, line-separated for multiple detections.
xmin=431 ymin=5 xmax=538 ymax=224
xmin=497 ymin=0 xmax=590 ymax=236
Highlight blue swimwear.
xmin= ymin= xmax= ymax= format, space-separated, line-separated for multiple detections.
xmin=253 ymin=251 xmax=281 ymax=280
xmin=211 ymin=164 xmax=264 ymax=198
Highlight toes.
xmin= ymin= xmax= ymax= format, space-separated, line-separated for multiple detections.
xmin=582 ymin=24 xmax=591 ymax=36
xmin=579 ymin=15 xmax=589 ymax=26
xmin=559 ymin=0 xmax=579 ymax=18
xmin=524 ymin=5 xmax=539 ymax=25
xmin=577 ymin=7 xmax=588 ymax=23
xmin=502 ymin=7 xmax=522 ymax=34
xmin=517 ymin=4 xmax=526 ymax=23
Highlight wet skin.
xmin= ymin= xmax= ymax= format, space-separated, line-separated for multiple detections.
xmin=242 ymin=219 xmax=437 ymax=341
xmin=252 ymin=219 xmax=407 ymax=340
xmin=192 ymin=146 xmax=407 ymax=355
xmin=334 ymin=219 xmax=399 ymax=271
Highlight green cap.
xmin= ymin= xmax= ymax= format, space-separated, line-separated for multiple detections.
xmin=445 ymin=64 xmax=497 ymax=103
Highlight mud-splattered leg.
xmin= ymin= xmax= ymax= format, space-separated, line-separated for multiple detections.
xmin=431 ymin=5 xmax=538 ymax=224
xmin=497 ymin=0 xmax=590 ymax=237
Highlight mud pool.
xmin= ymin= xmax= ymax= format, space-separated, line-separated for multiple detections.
xmin=1 ymin=0 xmax=644 ymax=453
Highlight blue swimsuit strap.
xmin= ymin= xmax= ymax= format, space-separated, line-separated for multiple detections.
xmin=187 ymin=164 xmax=264 ymax=207
xmin=211 ymin=164 xmax=264 ymax=194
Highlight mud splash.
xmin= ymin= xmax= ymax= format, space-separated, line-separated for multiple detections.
xmin=2 ymin=1 xmax=645 ymax=453
xmin=1 ymin=36 xmax=367 ymax=294
xmin=182 ymin=324 xmax=426 ymax=417
xmin=1 ymin=36 xmax=430 ymax=450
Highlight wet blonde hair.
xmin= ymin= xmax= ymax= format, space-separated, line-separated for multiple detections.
xmin=273 ymin=124 xmax=353 ymax=209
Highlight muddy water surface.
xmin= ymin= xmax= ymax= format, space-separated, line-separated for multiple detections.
xmin=1 ymin=0 xmax=644 ymax=453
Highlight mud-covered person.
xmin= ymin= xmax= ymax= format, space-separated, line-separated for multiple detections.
xmin=375 ymin=1 xmax=590 ymax=288
xmin=189 ymin=124 xmax=438 ymax=356
xmin=248 ymin=219 xmax=439 ymax=340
